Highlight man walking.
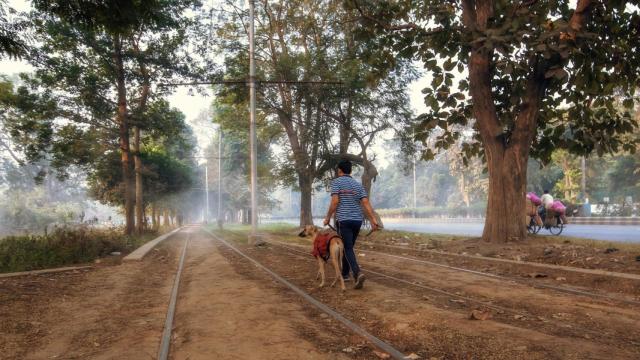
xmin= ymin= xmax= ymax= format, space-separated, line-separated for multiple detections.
xmin=324 ymin=160 xmax=379 ymax=289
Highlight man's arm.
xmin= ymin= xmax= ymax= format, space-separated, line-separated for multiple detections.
xmin=324 ymin=194 xmax=339 ymax=226
xmin=361 ymin=197 xmax=379 ymax=230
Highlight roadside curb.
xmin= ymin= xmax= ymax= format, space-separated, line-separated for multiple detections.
xmin=381 ymin=217 xmax=640 ymax=226
xmin=123 ymin=227 xmax=183 ymax=262
xmin=0 ymin=265 xmax=93 ymax=279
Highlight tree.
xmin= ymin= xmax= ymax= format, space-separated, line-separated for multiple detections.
xmin=88 ymin=101 xmax=198 ymax=227
xmin=8 ymin=0 xmax=204 ymax=235
xmin=351 ymin=0 xmax=639 ymax=241
xmin=215 ymin=0 xmax=415 ymax=225
xmin=209 ymin=96 xmax=281 ymax=223
xmin=0 ymin=0 xmax=27 ymax=59
xmin=551 ymin=149 xmax=581 ymax=201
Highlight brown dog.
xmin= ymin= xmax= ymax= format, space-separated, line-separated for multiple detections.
xmin=299 ymin=225 xmax=346 ymax=291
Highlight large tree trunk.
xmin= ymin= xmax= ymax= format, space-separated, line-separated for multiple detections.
xmin=133 ymin=126 xmax=143 ymax=234
xmin=132 ymin=40 xmax=150 ymax=236
xmin=482 ymin=144 xmax=529 ymax=242
xmin=461 ymin=0 xmax=593 ymax=242
xmin=113 ymin=34 xmax=134 ymax=236
xmin=299 ymin=174 xmax=313 ymax=226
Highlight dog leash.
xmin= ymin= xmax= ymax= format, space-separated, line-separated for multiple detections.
xmin=326 ymin=223 xmax=380 ymax=237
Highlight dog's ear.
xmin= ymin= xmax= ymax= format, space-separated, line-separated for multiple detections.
xmin=298 ymin=228 xmax=307 ymax=237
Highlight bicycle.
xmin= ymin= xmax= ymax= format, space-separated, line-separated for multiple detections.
xmin=527 ymin=217 xmax=541 ymax=234
xmin=529 ymin=214 xmax=564 ymax=235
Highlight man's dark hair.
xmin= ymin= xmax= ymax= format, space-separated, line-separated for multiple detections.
xmin=337 ymin=160 xmax=352 ymax=175
xmin=543 ymin=189 xmax=549 ymax=194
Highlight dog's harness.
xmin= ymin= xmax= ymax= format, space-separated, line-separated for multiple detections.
xmin=311 ymin=230 xmax=341 ymax=262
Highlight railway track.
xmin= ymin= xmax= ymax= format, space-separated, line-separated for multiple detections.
xmin=272 ymin=239 xmax=640 ymax=307
xmin=155 ymin=227 xmax=410 ymax=360
xmin=359 ymin=241 xmax=640 ymax=281
xmin=157 ymin=232 xmax=190 ymax=360
xmin=264 ymin=239 xmax=640 ymax=348
xmin=356 ymin=243 xmax=640 ymax=306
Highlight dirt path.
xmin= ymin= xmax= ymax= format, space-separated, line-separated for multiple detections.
xmin=3 ymin=225 xmax=639 ymax=359
xmin=1 ymin=227 xmax=353 ymax=360
xmin=235 ymin=232 xmax=640 ymax=359
xmin=0 ymin=230 xmax=183 ymax=360
xmin=170 ymin=229 xmax=348 ymax=359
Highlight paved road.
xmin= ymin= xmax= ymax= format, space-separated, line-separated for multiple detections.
xmin=382 ymin=222 xmax=640 ymax=243
xmin=270 ymin=219 xmax=639 ymax=243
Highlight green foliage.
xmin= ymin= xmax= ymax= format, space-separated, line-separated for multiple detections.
xmin=607 ymin=155 xmax=640 ymax=201
xmin=0 ymin=227 xmax=156 ymax=273
xmin=0 ymin=160 xmax=92 ymax=235
xmin=0 ymin=0 xmax=28 ymax=59
xmin=350 ymin=0 xmax=639 ymax=163
xmin=87 ymin=108 xmax=197 ymax=208
xmin=213 ymin=0 xmax=416 ymax=190
xmin=373 ymin=142 xmax=488 ymax=210
xmin=203 ymin=101 xmax=279 ymax=216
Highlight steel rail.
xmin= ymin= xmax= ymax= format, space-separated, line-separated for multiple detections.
xmin=355 ymin=244 xmax=640 ymax=307
xmin=158 ymin=232 xmax=190 ymax=360
xmin=270 ymin=241 xmax=515 ymax=315
xmin=223 ymin=229 xmax=639 ymax=306
xmin=268 ymin=240 xmax=636 ymax=346
xmin=202 ymin=228 xmax=408 ymax=360
xmin=360 ymin=241 xmax=640 ymax=281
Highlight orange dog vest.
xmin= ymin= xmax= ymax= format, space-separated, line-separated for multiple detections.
xmin=311 ymin=231 xmax=340 ymax=261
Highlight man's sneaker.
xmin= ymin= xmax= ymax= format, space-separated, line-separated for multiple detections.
xmin=354 ymin=273 xmax=366 ymax=289
xmin=342 ymin=276 xmax=351 ymax=282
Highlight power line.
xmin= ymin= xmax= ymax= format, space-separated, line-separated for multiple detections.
xmin=157 ymin=79 xmax=343 ymax=87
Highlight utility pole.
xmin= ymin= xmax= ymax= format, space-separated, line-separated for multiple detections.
xmin=289 ymin=187 xmax=293 ymax=217
xmin=218 ymin=128 xmax=223 ymax=229
xmin=581 ymin=156 xmax=587 ymax=201
xmin=248 ymin=0 xmax=259 ymax=242
xmin=412 ymin=155 xmax=417 ymax=218
xmin=156 ymin=0 xmax=341 ymax=237
xmin=205 ymin=163 xmax=209 ymax=223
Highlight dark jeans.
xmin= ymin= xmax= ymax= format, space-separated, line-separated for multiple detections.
xmin=337 ymin=220 xmax=362 ymax=279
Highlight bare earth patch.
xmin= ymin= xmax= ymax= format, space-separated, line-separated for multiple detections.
xmin=3 ymin=225 xmax=639 ymax=360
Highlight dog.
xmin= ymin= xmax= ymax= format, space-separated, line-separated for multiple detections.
xmin=299 ymin=225 xmax=346 ymax=291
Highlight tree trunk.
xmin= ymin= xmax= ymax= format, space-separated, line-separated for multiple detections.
xmin=460 ymin=172 xmax=470 ymax=207
xmin=299 ymin=174 xmax=313 ymax=226
xmin=462 ymin=0 xmax=593 ymax=243
xmin=133 ymin=126 xmax=143 ymax=235
xmin=151 ymin=203 xmax=157 ymax=231
xmin=163 ymin=209 xmax=170 ymax=227
xmin=113 ymin=34 xmax=134 ymax=236
xmin=482 ymin=145 xmax=529 ymax=242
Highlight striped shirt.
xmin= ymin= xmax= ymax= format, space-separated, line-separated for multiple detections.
xmin=331 ymin=175 xmax=367 ymax=222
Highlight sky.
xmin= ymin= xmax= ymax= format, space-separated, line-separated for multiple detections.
xmin=1 ymin=0 xmax=429 ymax=168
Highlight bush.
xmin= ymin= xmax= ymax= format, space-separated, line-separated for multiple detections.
xmin=0 ymin=226 xmax=157 ymax=273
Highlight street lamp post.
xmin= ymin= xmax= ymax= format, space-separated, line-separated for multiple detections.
xmin=217 ymin=129 xmax=223 ymax=229
xmin=248 ymin=0 xmax=259 ymax=243
xmin=158 ymin=0 xmax=340 ymax=238
xmin=412 ymin=155 xmax=417 ymax=218
xmin=205 ymin=162 xmax=209 ymax=223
